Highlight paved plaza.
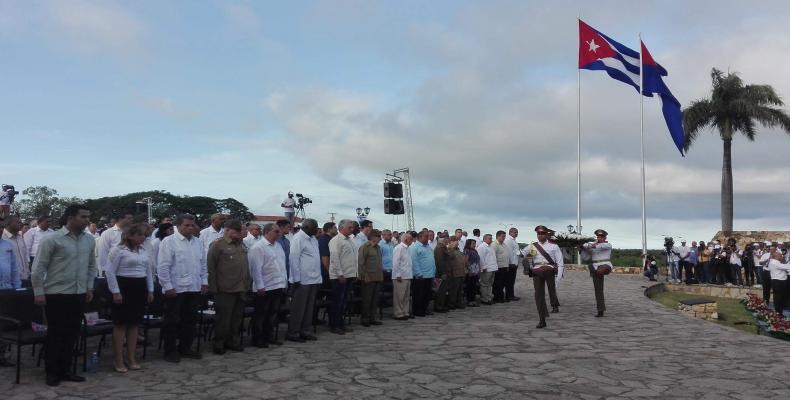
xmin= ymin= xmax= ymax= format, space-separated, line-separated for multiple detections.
xmin=2 ymin=271 xmax=789 ymax=399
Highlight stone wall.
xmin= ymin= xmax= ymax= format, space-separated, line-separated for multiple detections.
xmin=710 ymin=230 xmax=790 ymax=249
xmin=664 ymin=282 xmax=760 ymax=299
xmin=564 ymin=264 xmax=642 ymax=274
xmin=678 ymin=301 xmax=718 ymax=320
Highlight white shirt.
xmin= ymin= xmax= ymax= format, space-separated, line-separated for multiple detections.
xmin=428 ymin=240 xmax=437 ymax=250
xmin=199 ymin=226 xmax=224 ymax=255
xmin=504 ymin=235 xmax=520 ymax=265
xmin=524 ymin=240 xmax=564 ymax=269
xmin=243 ymin=233 xmax=262 ymax=249
xmin=24 ymin=227 xmax=55 ymax=259
xmin=728 ymin=249 xmax=742 ymax=266
xmin=353 ymin=233 xmax=368 ymax=250
xmin=97 ymin=225 xmax=123 ymax=275
xmin=282 ymin=197 xmax=296 ymax=213
xmin=248 ymin=237 xmax=287 ymax=291
xmin=477 ymin=242 xmax=498 ymax=273
xmin=156 ymin=229 xmax=208 ymax=293
xmin=581 ymin=241 xmax=613 ymax=269
xmin=768 ymin=259 xmax=790 ymax=281
xmin=149 ymin=237 xmax=162 ymax=266
xmin=759 ymin=252 xmax=772 ymax=270
xmin=677 ymin=246 xmax=691 ymax=260
xmin=106 ymin=245 xmax=155 ymax=294
xmin=2 ymin=230 xmax=29 ymax=280
xmin=329 ymin=233 xmax=358 ymax=279
xmin=392 ymin=242 xmax=413 ymax=279
xmin=288 ymin=230 xmax=322 ymax=285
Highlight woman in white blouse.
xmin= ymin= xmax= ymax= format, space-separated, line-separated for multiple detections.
xmin=105 ymin=224 xmax=155 ymax=373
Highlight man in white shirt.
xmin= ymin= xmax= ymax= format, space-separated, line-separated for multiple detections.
xmin=471 ymin=228 xmax=483 ymax=248
xmin=767 ymin=251 xmax=790 ymax=315
xmin=2 ymin=215 xmax=30 ymax=280
xmin=156 ymin=214 xmax=207 ymax=362
xmin=427 ymin=230 xmax=437 ymax=250
xmin=248 ymin=222 xmax=288 ymax=347
xmin=676 ymin=240 xmax=692 ymax=283
xmin=97 ymin=211 xmax=133 ymax=277
xmin=199 ymin=213 xmax=226 ymax=255
xmin=503 ymin=227 xmax=521 ymax=301
xmin=23 ymin=215 xmax=54 ymax=265
xmin=286 ymin=219 xmax=321 ymax=343
xmin=243 ymin=223 xmax=262 ymax=249
xmin=523 ymin=225 xmax=564 ymax=328
xmin=281 ymin=192 xmax=296 ymax=225
xmin=391 ymin=233 xmax=413 ymax=320
xmin=328 ymin=219 xmax=358 ymax=334
xmin=354 ymin=219 xmax=372 ymax=249
xmin=477 ymin=234 xmax=498 ymax=305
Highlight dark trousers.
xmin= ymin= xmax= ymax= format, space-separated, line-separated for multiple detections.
xmin=532 ymin=271 xmax=558 ymax=321
xmin=434 ymin=277 xmax=450 ymax=311
xmin=492 ymin=268 xmax=508 ymax=301
xmin=588 ymin=266 xmax=606 ymax=312
xmin=771 ymin=280 xmax=787 ymax=315
xmin=505 ymin=265 xmax=518 ymax=299
xmin=162 ymin=292 xmax=200 ymax=355
xmin=212 ymin=292 xmax=245 ymax=349
xmin=288 ymin=284 xmax=317 ymax=337
xmin=411 ymin=278 xmax=432 ymax=316
xmin=360 ymin=281 xmax=381 ymax=323
xmin=465 ymin=275 xmax=479 ymax=303
xmin=693 ymin=262 xmax=704 ymax=284
xmin=252 ymin=288 xmax=283 ymax=344
xmin=447 ymin=277 xmax=464 ymax=308
xmin=762 ymin=271 xmax=772 ymax=302
xmin=44 ymin=294 xmax=85 ymax=377
xmin=731 ymin=265 xmax=743 ymax=285
xmin=680 ymin=261 xmax=693 ymax=282
xmin=329 ymin=279 xmax=350 ymax=329
xmin=743 ymin=265 xmax=755 ymax=286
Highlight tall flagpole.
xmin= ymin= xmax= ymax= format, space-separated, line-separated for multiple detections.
xmin=576 ymin=17 xmax=582 ymax=236
xmin=639 ymin=34 xmax=648 ymax=259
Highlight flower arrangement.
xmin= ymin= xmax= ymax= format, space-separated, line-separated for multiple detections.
xmin=742 ymin=294 xmax=789 ymax=338
xmin=551 ymin=232 xmax=595 ymax=248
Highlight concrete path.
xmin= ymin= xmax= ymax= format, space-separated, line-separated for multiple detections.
xmin=3 ymin=271 xmax=789 ymax=399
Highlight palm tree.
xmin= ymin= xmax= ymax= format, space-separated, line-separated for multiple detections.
xmin=683 ymin=68 xmax=790 ymax=232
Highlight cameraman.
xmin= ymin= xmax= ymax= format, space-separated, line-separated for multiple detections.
xmin=664 ymin=238 xmax=680 ymax=283
xmin=281 ymin=192 xmax=296 ymax=225
xmin=0 ymin=185 xmax=18 ymax=218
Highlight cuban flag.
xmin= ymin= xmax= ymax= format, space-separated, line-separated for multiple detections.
xmin=641 ymin=41 xmax=685 ymax=156
xmin=578 ymin=19 xmax=640 ymax=92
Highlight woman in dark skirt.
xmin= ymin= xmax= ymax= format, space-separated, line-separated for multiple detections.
xmin=105 ymin=223 xmax=154 ymax=372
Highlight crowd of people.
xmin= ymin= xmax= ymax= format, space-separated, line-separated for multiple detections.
xmin=0 ymin=206 xmax=620 ymax=386
xmin=648 ymin=238 xmax=790 ymax=315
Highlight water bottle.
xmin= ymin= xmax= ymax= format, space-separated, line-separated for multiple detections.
xmin=87 ymin=352 xmax=99 ymax=373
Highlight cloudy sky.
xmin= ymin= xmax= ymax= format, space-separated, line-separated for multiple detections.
xmin=3 ymin=0 xmax=790 ymax=248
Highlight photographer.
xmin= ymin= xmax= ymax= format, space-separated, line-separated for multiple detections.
xmin=0 ymin=185 xmax=19 ymax=218
xmin=281 ymin=192 xmax=296 ymax=224
xmin=664 ymin=237 xmax=680 ymax=283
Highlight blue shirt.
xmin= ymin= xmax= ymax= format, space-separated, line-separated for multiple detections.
xmin=0 ymin=239 xmax=21 ymax=289
xmin=409 ymin=242 xmax=436 ymax=278
xmin=688 ymin=248 xmax=698 ymax=264
xmin=278 ymin=236 xmax=290 ymax=278
xmin=379 ymin=239 xmax=395 ymax=272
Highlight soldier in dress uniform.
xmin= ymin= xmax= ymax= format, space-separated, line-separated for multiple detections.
xmin=580 ymin=229 xmax=612 ymax=317
xmin=522 ymin=225 xmax=563 ymax=328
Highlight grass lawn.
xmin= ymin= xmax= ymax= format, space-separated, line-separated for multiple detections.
xmin=649 ymin=291 xmax=757 ymax=334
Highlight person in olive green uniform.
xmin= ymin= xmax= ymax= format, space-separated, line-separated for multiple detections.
xmin=433 ymin=236 xmax=451 ymax=312
xmin=207 ymin=220 xmax=250 ymax=354
xmin=358 ymin=229 xmax=384 ymax=326
xmin=446 ymin=236 xmax=467 ymax=309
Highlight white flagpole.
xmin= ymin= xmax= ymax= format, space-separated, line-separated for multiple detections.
xmin=639 ymin=34 xmax=648 ymax=259
xmin=576 ymin=17 xmax=582 ymax=236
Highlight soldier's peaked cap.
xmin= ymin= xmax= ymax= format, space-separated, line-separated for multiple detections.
xmin=594 ymin=229 xmax=608 ymax=236
xmin=534 ymin=225 xmax=550 ymax=234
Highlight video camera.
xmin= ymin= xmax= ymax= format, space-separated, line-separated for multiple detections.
xmin=295 ymin=193 xmax=312 ymax=209
xmin=663 ymin=236 xmax=674 ymax=253
xmin=1 ymin=184 xmax=19 ymax=203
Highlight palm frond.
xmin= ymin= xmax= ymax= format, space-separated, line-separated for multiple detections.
xmin=742 ymin=84 xmax=784 ymax=107
xmin=751 ymin=106 xmax=790 ymax=134
xmin=682 ymin=99 xmax=714 ymax=151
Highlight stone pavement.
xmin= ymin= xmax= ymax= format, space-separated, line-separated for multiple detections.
xmin=2 ymin=271 xmax=789 ymax=399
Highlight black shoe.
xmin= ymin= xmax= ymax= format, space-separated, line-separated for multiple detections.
xmin=225 ymin=344 xmax=244 ymax=352
xmin=480 ymin=301 xmax=493 ymax=305
xmin=494 ymin=299 xmax=504 ymax=303
xmin=596 ymin=311 xmax=604 ymax=318
xmin=212 ymin=347 xmax=226 ymax=355
xmin=361 ymin=321 xmax=371 ymax=327
xmin=425 ymin=310 xmax=434 ymax=316
xmin=268 ymin=339 xmax=284 ymax=346
xmin=551 ymin=307 xmax=559 ymax=314
xmin=180 ymin=350 xmax=203 ymax=360
xmin=343 ymin=326 xmax=354 ymax=332
xmin=536 ymin=320 xmax=547 ymax=329
xmin=395 ymin=316 xmax=409 ymax=321
xmin=286 ymin=335 xmax=306 ymax=343
xmin=330 ymin=328 xmax=345 ymax=335
xmin=509 ymin=296 xmax=521 ymax=301
xmin=434 ymin=308 xmax=448 ymax=313
xmin=301 ymin=334 xmax=318 ymax=341
xmin=61 ymin=373 xmax=86 ymax=382
xmin=0 ymin=358 xmax=14 ymax=367
xmin=164 ymin=352 xmax=181 ymax=363
xmin=414 ymin=313 xmax=426 ymax=317
xmin=253 ymin=341 xmax=269 ymax=348
xmin=409 ymin=315 xmax=415 ymax=319
xmin=45 ymin=374 xmax=60 ymax=386
xmin=370 ymin=320 xmax=383 ymax=326
xmin=504 ymin=298 xmax=512 ymax=303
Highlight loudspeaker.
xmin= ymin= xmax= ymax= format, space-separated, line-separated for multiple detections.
xmin=383 ymin=182 xmax=403 ymax=198
xmin=384 ymin=199 xmax=404 ymax=215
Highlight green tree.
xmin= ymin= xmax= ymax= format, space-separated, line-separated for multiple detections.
xmin=683 ymin=68 xmax=790 ymax=232
xmin=15 ymin=186 xmax=84 ymax=224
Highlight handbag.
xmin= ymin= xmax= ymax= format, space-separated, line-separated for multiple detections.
xmin=596 ymin=264 xmax=612 ymax=276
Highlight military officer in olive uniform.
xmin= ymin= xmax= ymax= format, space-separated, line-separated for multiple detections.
xmin=207 ymin=220 xmax=250 ymax=354
xmin=580 ymin=229 xmax=612 ymax=318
